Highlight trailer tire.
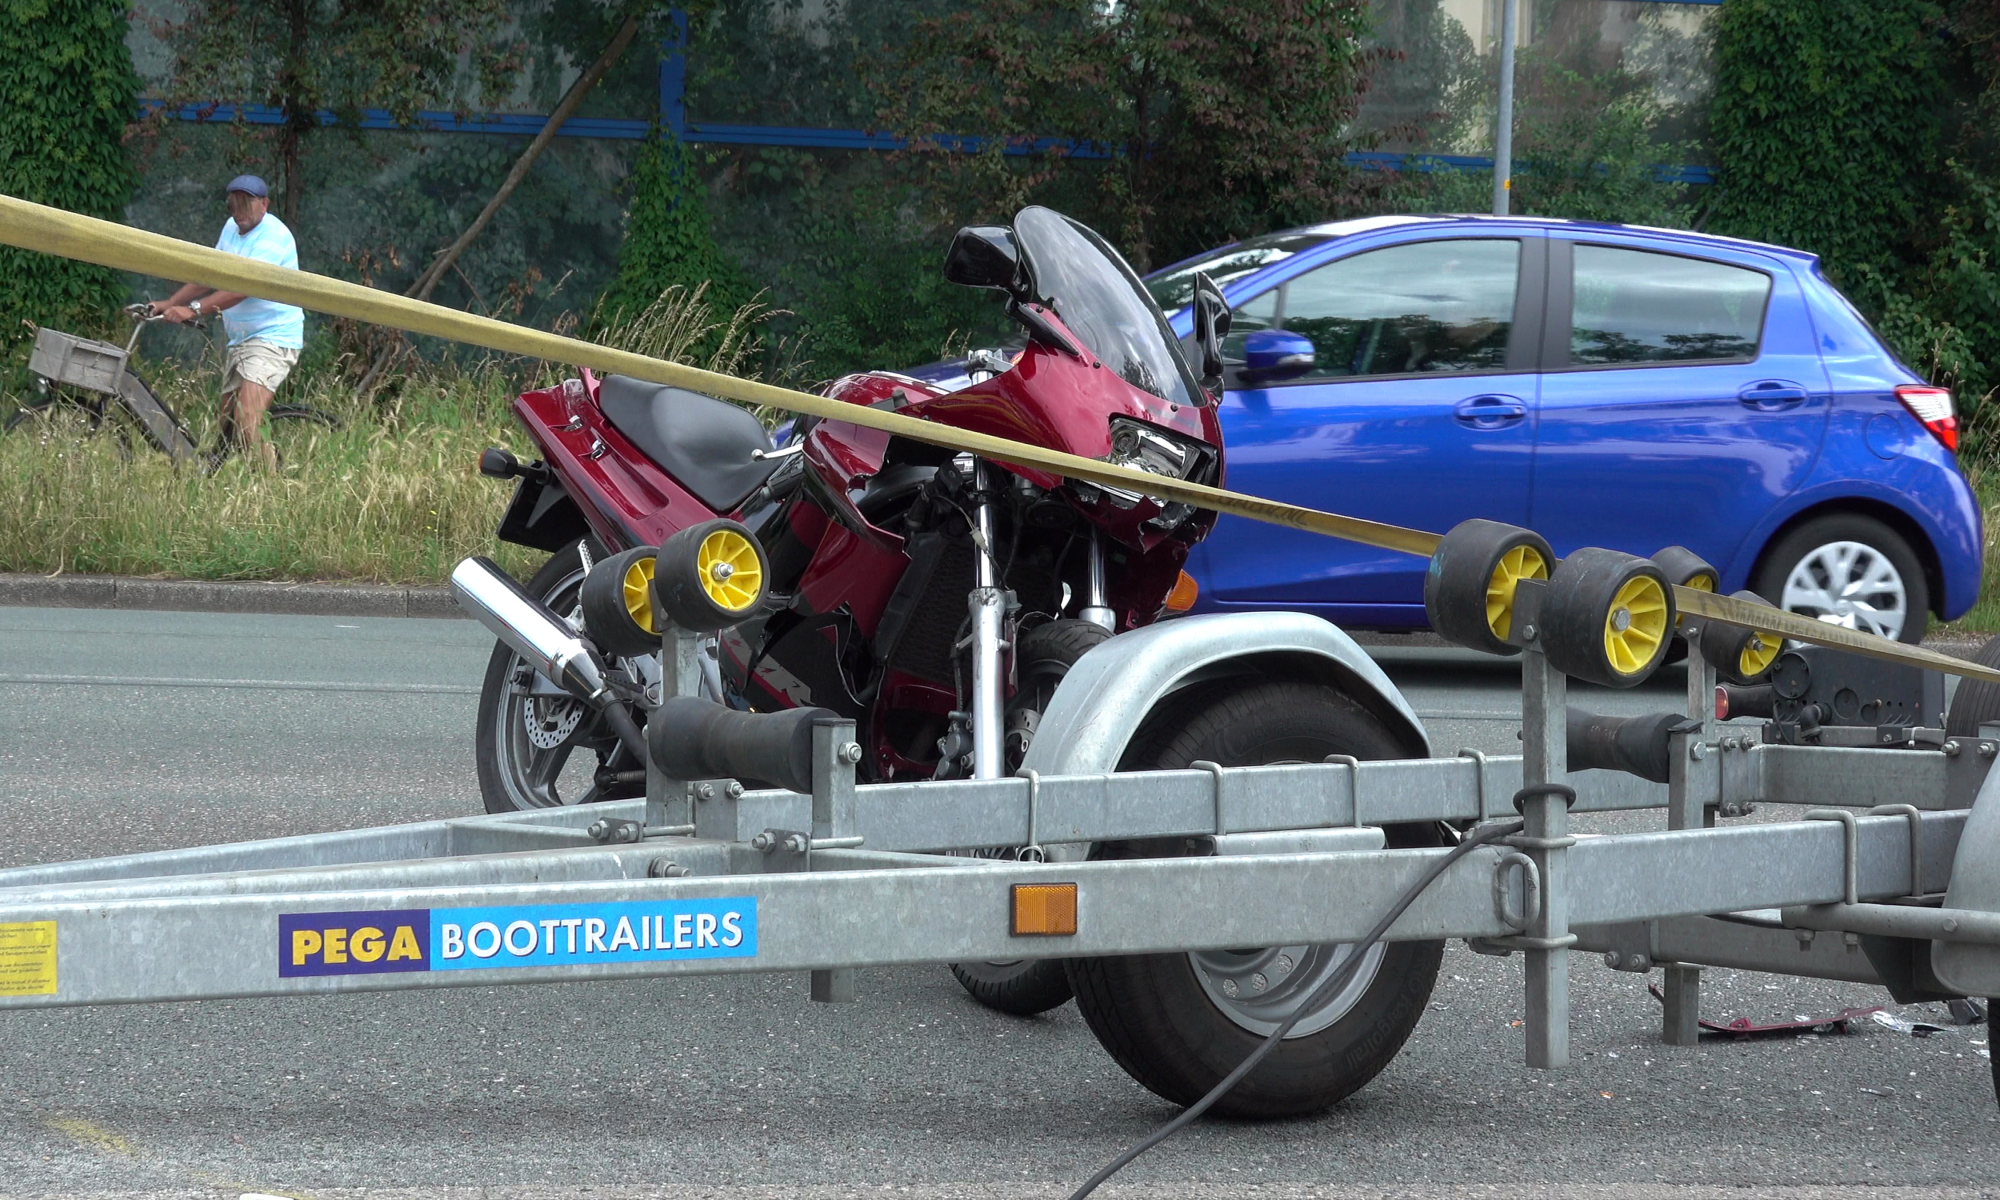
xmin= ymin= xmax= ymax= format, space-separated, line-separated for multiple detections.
xmin=948 ymin=620 xmax=1112 ymax=1017
xmin=1065 ymin=678 xmax=1444 ymax=1119
xmin=1945 ymin=634 xmax=2000 ymax=737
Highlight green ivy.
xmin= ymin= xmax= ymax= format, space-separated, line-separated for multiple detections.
xmin=1706 ymin=0 xmax=1942 ymax=284
xmin=598 ymin=123 xmax=744 ymax=325
xmin=0 ymin=0 xmax=139 ymax=353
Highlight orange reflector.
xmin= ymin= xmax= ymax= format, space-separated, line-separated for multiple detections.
xmin=1011 ymin=883 xmax=1078 ymax=936
xmin=1164 ymin=570 xmax=1200 ymax=613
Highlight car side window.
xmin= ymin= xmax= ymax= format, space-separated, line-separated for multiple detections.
xmin=1570 ymin=244 xmax=1771 ymax=366
xmin=1221 ymin=289 xmax=1280 ymax=359
xmin=1276 ymin=239 xmax=1520 ymax=379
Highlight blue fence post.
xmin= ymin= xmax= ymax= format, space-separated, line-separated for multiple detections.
xmin=660 ymin=8 xmax=689 ymax=138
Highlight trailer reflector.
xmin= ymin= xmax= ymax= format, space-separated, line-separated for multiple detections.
xmin=1011 ymin=884 xmax=1078 ymax=936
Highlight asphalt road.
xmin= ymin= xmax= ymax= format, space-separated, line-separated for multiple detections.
xmin=0 ymin=607 xmax=1995 ymax=1199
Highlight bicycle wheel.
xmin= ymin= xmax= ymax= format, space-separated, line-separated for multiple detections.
xmin=258 ymin=405 xmax=342 ymax=466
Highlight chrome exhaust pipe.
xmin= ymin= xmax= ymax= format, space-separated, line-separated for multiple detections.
xmin=449 ymin=556 xmax=610 ymax=701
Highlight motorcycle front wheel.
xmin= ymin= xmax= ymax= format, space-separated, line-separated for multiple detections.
xmin=475 ymin=541 xmax=640 ymax=812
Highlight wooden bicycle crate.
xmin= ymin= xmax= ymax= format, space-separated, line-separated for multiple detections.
xmin=29 ymin=328 xmax=127 ymax=395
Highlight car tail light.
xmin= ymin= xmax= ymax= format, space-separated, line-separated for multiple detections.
xmin=1895 ymin=385 xmax=1958 ymax=451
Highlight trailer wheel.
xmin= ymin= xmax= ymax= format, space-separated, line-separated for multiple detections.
xmin=1945 ymin=634 xmax=2000 ymax=737
xmin=1064 ymin=678 xmax=1443 ymax=1119
xmin=1991 ymin=999 xmax=1999 ymax=1106
xmin=949 ymin=620 xmax=1112 ymax=1017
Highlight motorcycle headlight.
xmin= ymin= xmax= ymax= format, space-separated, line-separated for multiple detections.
xmin=1099 ymin=417 xmax=1217 ymax=529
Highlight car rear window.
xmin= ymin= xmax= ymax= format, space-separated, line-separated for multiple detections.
xmin=1570 ymin=245 xmax=1771 ymax=365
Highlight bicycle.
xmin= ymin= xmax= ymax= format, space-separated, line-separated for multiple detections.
xmin=7 ymin=304 xmax=341 ymax=466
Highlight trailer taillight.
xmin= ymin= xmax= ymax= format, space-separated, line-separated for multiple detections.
xmin=1895 ymin=385 xmax=1958 ymax=451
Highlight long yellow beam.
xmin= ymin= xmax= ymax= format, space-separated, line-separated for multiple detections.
xmin=2 ymin=193 xmax=1992 ymax=685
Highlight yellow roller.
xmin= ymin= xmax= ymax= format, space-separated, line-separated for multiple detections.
xmin=3 ymin=193 xmax=1994 ymax=686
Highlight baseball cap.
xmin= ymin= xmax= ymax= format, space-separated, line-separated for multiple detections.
xmin=225 ymin=174 xmax=270 ymax=198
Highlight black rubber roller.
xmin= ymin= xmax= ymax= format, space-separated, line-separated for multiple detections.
xmin=1566 ymin=707 xmax=1696 ymax=783
xmin=1700 ymin=589 xmax=1783 ymax=684
xmin=1424 ymin=519 xmax=1555 ymax=656
xmin=578 ymin=545 xmax=662 ymax=657
xmin=1649 ymin=545 xmax=1718 ymax=593
xmin=1540 ymin=547 xmax=1676 ymax=688
xmin=647 ymin=696 xmax=840 ymax=794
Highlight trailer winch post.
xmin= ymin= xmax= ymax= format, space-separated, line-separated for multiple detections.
xmin=810 ymin=717 xmax=862 ymax=1003
xmin=645 ymin=620 xmax=707 ymax=831
xmin=1662 ymin=621 xmax=1722 ymax=1045
xmin=1516 ymin=604 xmax=1574 ymax=1070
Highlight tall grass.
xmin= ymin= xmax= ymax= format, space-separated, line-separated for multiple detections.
xmin=0 ymin=285 xmax=789 ymax=586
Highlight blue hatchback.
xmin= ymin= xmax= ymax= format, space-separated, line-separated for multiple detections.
xmin=1140 ymin=215 xmax=1980 ymax=643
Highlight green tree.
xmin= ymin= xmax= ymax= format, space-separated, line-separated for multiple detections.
xmin=873 ymin=0 xmax=1387 ymax=272
xmin=0 ymin=0 xmax=139 ymax=350
xmin=1706 ymin=0 xmax=1942 ymax=283
xmin=157 ymin=0 xmax=525 ymax=222
xmin=599 ymin=123 xmax=743 ymax=322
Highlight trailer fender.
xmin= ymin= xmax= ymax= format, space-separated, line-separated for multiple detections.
xmin=1934 ymin=763 xmax=2000 ymax=995
xmin=1018 ymin=611 xmax=1430 ymax=780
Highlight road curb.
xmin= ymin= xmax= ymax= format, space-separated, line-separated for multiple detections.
xmin=0 ymin=573 xmax=465 ymax=619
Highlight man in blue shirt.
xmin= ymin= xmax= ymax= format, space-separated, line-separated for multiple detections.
xmin=150 ymin=175 xmax=307 ymax=471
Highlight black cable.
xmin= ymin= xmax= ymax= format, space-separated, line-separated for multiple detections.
xmin=1065 ymin=815 xmax=1528 ymax=1200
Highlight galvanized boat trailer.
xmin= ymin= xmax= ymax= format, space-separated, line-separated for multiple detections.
xmin=2 ymin=610 xmax=1997 ymax=1110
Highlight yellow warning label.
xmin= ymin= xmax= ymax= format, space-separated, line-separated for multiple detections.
xmin=0 ymin=921 xmax=56 ymax=996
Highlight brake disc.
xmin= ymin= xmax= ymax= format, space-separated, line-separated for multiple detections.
xmin=524 ymin=695 xmax=583 ymax=750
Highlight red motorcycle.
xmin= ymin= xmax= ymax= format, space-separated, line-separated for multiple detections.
xmin=470 ymin=206 xmax=1230 ymax=815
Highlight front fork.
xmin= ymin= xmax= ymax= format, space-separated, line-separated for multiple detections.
xmin=967 ymin=461 xmax=1009 ymax=779
xmin=961 ymin=462 xmax=1113 ymax=778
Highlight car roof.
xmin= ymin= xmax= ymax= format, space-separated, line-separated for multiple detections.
xmin=1275 ymin=213 xmax=1821 ymax=267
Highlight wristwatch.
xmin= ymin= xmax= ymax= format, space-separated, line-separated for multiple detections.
xmin=188 ymin=299 xmax=202 ymax=315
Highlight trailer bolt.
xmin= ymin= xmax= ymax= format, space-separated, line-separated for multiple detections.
xmin=1604 ymin=950 xmax=1621 ymax=968
xmin=784 ymin=833 xmax=810 ymax=854
xmin=1274 ymin=954 xmax=1294 ymax=975
xmin=1250 ymin=972 xmax=1268 ymax=992
xmin=696 ymin=783 xmax=716 ymax=801
xmin=1690 ymin=742 xmax=1708 ymax=761
xmin=1945 ymin=739 xmax=1963 ymax=757
xmin=648 ymin=858 xmax=689 ymax=878
xmin=750 ymin=831 xmax=776 ymax=852
xmin=709 ymin=562 xmax=734 ymax=583
xmin=840 ymin=742 xmax=864 ymax=764
xmin=1520 ymin=623 xmax=1537 ymax=642
xmin=726 ymin=780 xmax=745 ymax=799
xmin=1943 ymin=917 xmax=1960 ymax=934
xmin=1981 ymin=742 xmax=1997 ymax=759
xmin=1220 ymin=978 xmax=1239 ymax=996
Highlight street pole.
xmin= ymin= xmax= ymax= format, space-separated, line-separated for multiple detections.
xmin=1491 ymin=0 xmax=1518 ymax=216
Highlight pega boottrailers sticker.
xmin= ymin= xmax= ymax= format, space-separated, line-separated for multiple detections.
xmin=279 ymin=900 xmax=757 ymax=978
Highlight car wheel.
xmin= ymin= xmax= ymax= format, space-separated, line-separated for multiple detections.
xmin=1753 ymin=514 xmax=1928 ymax=644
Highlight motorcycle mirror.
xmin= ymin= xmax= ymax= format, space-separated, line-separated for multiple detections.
xmin=944 ymin=226 xmax=1025 ymax=293
xmin=1191 ymin=272 xmax=1231 ymax=400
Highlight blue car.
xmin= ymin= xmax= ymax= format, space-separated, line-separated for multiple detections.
xmin=1138 ymin=215 xmax=1979 ymax=643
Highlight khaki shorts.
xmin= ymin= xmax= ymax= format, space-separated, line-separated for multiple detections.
xmin=222 ymin=340 xmax=299 ymax=395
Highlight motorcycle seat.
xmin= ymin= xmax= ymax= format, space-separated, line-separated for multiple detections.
xmin=598 ymin=375 xmax=780 ymax=513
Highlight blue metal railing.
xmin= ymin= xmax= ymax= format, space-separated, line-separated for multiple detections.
xmin=138 ymin=0 xmax=1718 ymax=185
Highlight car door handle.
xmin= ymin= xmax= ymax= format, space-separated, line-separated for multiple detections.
xmin=1739 ymin=380 xmax=1810 ymax=410
xmin=1454 ymin=394 xmax=1528 ymax=428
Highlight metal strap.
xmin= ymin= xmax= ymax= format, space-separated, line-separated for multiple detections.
xmin=1867 ymin=803 xmax=1924 ymax=895
xmin=1804 ymin=809 xmax=1860 ymax=905
xmin=1323 ymin=754 xmax=1361 ymax=827
xmin=1194 ymin=760 xmax=1227 ymax=836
